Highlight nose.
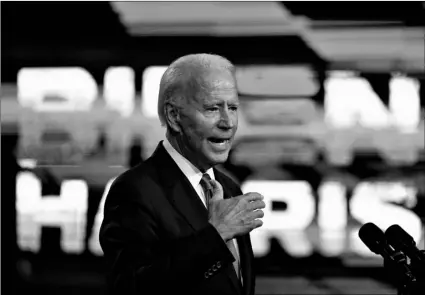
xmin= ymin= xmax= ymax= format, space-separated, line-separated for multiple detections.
xmin=218 ymin=108 xmax=235 ymax=130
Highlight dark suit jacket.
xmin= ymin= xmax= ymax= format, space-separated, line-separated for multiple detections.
xmin=99 ymin=141 xmax=256 ymax=295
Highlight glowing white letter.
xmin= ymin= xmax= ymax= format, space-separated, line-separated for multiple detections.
xmin=16 ymin=172 xmax=88 ymax=253
xmin=18 ymin=67 xmax=97 ymax=112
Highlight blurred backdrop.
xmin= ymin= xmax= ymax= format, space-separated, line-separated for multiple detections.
xmin=1 ymin=2 xmax=425 ymax=294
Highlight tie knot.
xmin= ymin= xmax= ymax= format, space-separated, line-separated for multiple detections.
xmin=200 ymin=173 xmax=213 ymax=192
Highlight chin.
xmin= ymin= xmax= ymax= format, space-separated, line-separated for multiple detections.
xmin=207 ymin=152 xmax=230 ymax=166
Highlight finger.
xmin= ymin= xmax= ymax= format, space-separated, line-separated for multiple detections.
xmin=251 ymin=219 xmax=263 ymax=229
xmin=246 ymin=209 xmax=264 ymax=220
xmin=242 ymin=192 xmax=264 ymax=202
xmin=253 ymin=209 xmax=264 ymax=219
xmin=247 ymin=200 xmax=266 ymax=211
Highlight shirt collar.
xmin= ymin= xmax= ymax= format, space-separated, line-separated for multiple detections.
xmin=163 ymin=138 xmax=215 ymax=189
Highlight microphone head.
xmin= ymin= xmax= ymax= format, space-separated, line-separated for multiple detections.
xmin=358 ymin=222 xmax=388 ymax=255
xmin=385 ymin=224 xmax=416 ymax=249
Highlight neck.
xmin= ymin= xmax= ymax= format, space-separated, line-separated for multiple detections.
xmin=166 ymin=132 xmax=211 ymax=173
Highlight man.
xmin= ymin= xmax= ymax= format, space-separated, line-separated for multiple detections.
xmin=99 ymin=53 xmax=265 ymax=295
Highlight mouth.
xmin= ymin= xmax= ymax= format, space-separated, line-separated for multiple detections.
xmin=207 ymin=137 xmax=231 ymax=146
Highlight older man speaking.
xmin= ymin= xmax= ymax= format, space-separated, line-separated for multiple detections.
xmin=100 ymin=53 xmax=265 ymax=295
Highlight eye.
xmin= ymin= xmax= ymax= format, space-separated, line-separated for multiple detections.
xmin=229 ymin=106 xmax=238 ymax=112
xmin=206 ymin=107 xmax=219 ymax=112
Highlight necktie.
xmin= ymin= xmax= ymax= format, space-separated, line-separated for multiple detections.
xmin=200 ymin=173 xmax=241 ymax=280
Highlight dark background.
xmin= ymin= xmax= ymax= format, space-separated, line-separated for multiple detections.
xmin=2 ymin=2 xmax=425 ymax=294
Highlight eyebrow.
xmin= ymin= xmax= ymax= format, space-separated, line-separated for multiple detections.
xmin=203 ymin=101 xmax=240 ymax=107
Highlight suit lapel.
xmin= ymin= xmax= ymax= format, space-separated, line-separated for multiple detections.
xmin=152 ymin=142 xmax=209 ymax=232
xmin=237 ymin=235 xmax=253 ymax=295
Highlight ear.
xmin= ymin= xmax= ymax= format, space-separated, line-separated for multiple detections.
xmin=165 ymin=102 xmax=181 ymax=133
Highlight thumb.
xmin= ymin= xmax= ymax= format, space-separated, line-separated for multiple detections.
xmin=209 ymin=179 xmax=224 ymax=202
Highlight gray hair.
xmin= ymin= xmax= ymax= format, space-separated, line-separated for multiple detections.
xmin=157 ymin=53 xmax=236 ymax=128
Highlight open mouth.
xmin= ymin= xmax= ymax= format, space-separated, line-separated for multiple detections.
xmin=208 ymin=138 xmax=230 ymax=145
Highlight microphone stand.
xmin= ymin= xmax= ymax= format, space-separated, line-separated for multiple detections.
xmin=382 ymin=251 xmax=417 ymax=295
xmin=403 ymin=250 xmax=425 ymax=295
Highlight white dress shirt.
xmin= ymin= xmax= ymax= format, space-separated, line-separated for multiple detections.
xmin=162 ymin=138 xmax=241 ymax=264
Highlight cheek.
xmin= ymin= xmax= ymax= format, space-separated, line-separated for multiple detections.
xmin=184 ymin=123 xmax=208 ymax=147
xmin=181 ymin=114 xmax=216 ymax=144
xmin=190 ymin=119 xmax=214 ymax=139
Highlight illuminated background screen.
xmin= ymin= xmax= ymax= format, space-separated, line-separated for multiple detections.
xmin=3 ymin=66 xmax=424 ymax=263
xmin=2 ymin=2 xmax=425 ymax=295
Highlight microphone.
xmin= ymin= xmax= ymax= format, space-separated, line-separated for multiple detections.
xmin=359 ymin=222 xmax=417 ymax=286
xmin=385 ymin=224 xmax=425 ymax=267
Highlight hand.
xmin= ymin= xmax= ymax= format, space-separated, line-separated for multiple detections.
xmin=207 ymin=179 xmax=265 ymax=242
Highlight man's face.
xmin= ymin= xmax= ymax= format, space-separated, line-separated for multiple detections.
xmin=176 ymin=70 xmax=239 ymax=171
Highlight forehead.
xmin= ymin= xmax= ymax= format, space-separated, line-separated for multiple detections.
xmin=193 ymin=70 xmax=238 ymax=102
xmin=202 ymin=69 xmax=235 ymax=87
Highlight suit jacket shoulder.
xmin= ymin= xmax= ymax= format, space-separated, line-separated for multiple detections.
xmin=104 ymin=155 xmax=163 ymax=205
